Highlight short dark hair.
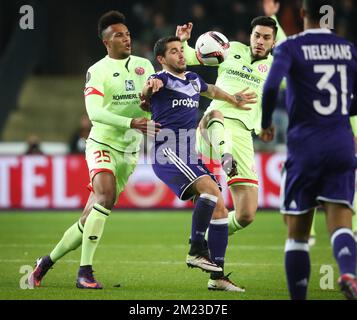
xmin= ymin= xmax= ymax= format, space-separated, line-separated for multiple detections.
xmin=154 ymin=36 xmax=181 ymax=58
xmin=251 ymin=16 xmax=278 ymax=38
xmin=303 ymin=0 xmax=335 ymax=22
xmin=98 ymin=11 xmax=126 ymax=39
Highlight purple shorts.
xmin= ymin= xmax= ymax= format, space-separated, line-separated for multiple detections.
xmin=152 ymin=145 xmax=221 ymax=201
xmin=280 ymin=157 xmax=355 ymax=214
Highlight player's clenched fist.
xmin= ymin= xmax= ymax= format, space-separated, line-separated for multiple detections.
xmin=175 ymin=22 xmax=193 ymax=42
xmin=146 ymin=78 xmax=164 ymax=95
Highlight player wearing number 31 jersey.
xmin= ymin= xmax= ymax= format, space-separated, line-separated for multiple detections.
xmin=261 ymin=0 xmax=357 ymax=300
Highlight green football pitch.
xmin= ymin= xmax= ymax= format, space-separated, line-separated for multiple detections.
xmin=0 ymin=211 xmax=347 ymax=300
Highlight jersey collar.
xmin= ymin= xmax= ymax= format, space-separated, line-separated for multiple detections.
xmin=106 ymin=55 xmax=131 ymax=72
xmin=301 ymin=28 xmax=332 ymax=35
xmin=164 ymin=69 xmax=186 ymax=80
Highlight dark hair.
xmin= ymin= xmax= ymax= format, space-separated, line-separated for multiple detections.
xmin=154 ymin=36 xmax=181 ymax=57
xmin=251 ymin=16 xmax=278 ymax=38
xmin=303 ymin=0 xmax=335 ymax=22
xmin=98 ymin=11 xmax=126 ymax=39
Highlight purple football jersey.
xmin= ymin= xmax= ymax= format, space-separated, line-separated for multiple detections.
xmin=263 ymin=29 xmax=357 ymax=168
xmin=262 ymin=29 xmax=357 ymax=213
xmin=149 ymin=70 xmax=208 ymax=143
xmin=148 ymin=70 xmax=220 ymax=200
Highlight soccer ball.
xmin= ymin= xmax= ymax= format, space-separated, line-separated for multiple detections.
xmin=195 ymin=31 xmax=230 ymax=66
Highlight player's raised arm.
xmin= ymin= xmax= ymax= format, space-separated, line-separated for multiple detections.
xmin=201 ymin=84 xmax=256 ymax=110
xmin=263 ymin=0 xmax=286 ymax=43
xmin=176 ymin=22 xmax=202 ymax=66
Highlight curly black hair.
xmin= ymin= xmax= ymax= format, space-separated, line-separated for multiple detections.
xmin=98 ymin=11 xmax=126 ymax=39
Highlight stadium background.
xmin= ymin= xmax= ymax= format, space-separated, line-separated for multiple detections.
xmin=1 ymin=0 xmax=356 ymax=210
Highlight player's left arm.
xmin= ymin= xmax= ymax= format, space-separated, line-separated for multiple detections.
xmin=201 ymin=84 xmax=256 ymax=110
xmin=261 ymin=41 xmax=291 ymax=141
xmin=263 ymin=0 xmax=287 ymax=91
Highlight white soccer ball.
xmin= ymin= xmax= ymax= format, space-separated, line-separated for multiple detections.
xmin=195 ymin=31 xmax=230 ymax=66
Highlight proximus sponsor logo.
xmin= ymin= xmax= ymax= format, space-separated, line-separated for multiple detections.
xmin=172 ymin=98 xmax=199 ymax=108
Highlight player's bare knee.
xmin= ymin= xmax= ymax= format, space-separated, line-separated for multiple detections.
xmin=236 ymin=209 xmax=256 ymax=226
xmin=239 ymin=216 xmax=254 ymax=227
xmin=201 ymin=185 xmax=220 ymax=199
xmin=95 ymin=191 xmax=116 ymax=210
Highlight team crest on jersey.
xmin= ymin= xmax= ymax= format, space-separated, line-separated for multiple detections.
xmin=189 ymin=80 xmax=199 ymax=92
xmin=242 ymin=66 xmax=253 ymax=73
xmin=135 ymin=67 xmax=145 ymax=75
xmin=125 ymin=80 xmax=135 ymax=91
xmin=258 ymin=64 xmax=268 ymax=73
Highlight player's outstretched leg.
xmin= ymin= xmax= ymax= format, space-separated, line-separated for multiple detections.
xmin=28 ymin=192 xmax=96 ymax=287
xmin=76 ymin=203 xmax=111 ymax=289
xmin=29 ymin=218 xmax=84 ymax=287
xmin=227 ymin=185 xmax=258 ymax=236
xmin=76 ymin=172 xmax=115 ymax=289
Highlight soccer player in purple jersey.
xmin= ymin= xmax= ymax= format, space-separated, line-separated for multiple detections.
xmin=141 ymin=36 xmax=256 ymax=291
xmin=261 ymin=0 xmax=357 ymax=300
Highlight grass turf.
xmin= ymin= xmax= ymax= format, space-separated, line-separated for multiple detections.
xmin=0 ymin=211 xmax=346 ymax=300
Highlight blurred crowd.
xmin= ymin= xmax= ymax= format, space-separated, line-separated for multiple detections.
xmin=128 ymin=0 xmax=357 ymax=66
xmin=126 ymin=0 xmax=357 ymax=151
xmin=4 ymin=0 xmax=357 ymax=153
